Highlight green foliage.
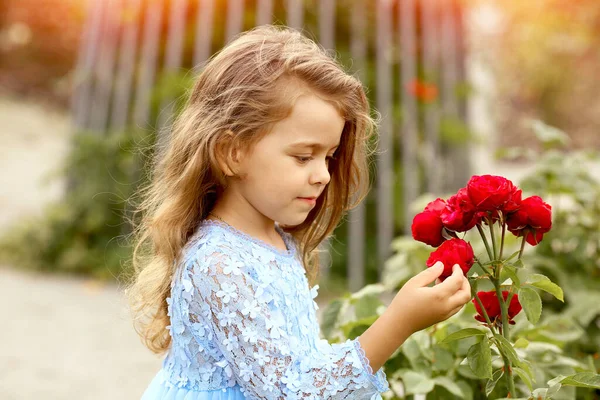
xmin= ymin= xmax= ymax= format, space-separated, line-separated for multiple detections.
xmin=0 ymin=127 xmax=152 ymax=280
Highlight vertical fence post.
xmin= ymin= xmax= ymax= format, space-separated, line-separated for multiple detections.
xmin=71 ymin=0 xmax=105 ymax=132
xmin=155 ymin=0 xmax=189 ymax=145
xmin=256 ymin=0 xmax=273 ymax=26
xmin=226 ymin=0 xmax=245 ymax=43
xmin=440 ymin=0 xmax=469 ymax=191
xmin=194 ymin=0 xmax=216 ymax=68
xmin=421 ymin=0 xmax=442 ymax=194
xmin=348 ymin=0 xmax=367 ymax=292
xmin=111 ymin=0 xmax=143 ymax=132
xmin=400 ymin=0 xmax=419 ymax=234
xmin=133 ymin=0 xmax=163 ymax=129
xmin=376 ymin=0 xmax=394 ymax=280
xmin=89 ymin=0 xmax=122 ymax=133
xmin=286 ymin=0 xmax=304 ymax=30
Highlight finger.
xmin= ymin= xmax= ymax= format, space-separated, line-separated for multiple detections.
xmin=447 ymin=302 xmax=466 ymax=319
xmin=411 ymin=262 xmax=445 ymax=287
xmin=449 ymin=277 xmax=472 ymax=307
xmin=437 ymin=264 xmax=464 ymax=294
xmin=435 ymin=278 xmax=441 ymax=285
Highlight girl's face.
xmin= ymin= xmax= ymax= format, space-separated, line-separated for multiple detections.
xmin=232 ymin=93 xmax=344 ymax=227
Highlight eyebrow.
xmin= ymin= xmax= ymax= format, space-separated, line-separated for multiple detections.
xmin=288 ymin=141 xmax=340 ymax=151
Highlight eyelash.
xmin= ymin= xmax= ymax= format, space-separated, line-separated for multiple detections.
xmin=295 ymin=155 xmax=336 ymax=164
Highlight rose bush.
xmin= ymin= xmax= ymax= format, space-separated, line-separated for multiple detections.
xmin=321 ymin=121 xmax=600 ymax=399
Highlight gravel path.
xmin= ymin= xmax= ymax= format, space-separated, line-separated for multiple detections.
xmin=0 ymin=96 xmax=160 ymax=399
xmin=0 ymin=266 xmax=161 ymax=399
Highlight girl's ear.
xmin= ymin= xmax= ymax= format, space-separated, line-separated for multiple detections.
xmin=215 ymin=130 xmax=243 ymax=177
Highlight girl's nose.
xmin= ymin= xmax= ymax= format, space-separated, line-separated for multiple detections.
xmin=309 ymin=158 xmax=331 ymax=186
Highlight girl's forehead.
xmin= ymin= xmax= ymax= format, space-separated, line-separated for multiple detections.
xmin=273 ymin=94 xmax=344 ymax=146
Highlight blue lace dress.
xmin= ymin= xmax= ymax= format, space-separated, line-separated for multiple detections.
xmin=141 ymin=219 xmax=390 ymax=399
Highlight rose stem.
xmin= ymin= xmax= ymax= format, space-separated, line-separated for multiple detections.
xmin=488 ymin=217 xmax=498 ymax=262
xmin=503 ymin=235 xmax=526 ymax=310
xmin=494 ymin=279 xmax=517 ymax=397
xmin=517 ymin=233 xmax=527 ymax=260
xmin=499 ymin=217 xmax=506 ymax=260
xmin=472 ymin=289 xmax=497 ymax=335
xmin=476 ymin=224 xmax=494 ymax=262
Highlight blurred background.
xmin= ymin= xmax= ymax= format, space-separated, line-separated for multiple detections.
xmin=1 ymin=0 xmax=599 ymax=399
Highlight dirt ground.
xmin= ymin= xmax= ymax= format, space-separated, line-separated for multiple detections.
xmin=0 ymin=95 xmax=161 ymax=399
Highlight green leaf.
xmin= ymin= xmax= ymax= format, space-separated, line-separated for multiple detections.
xmin=493 ymin=334 xmax=521 ymax=367
xmin=341 ymin=315 xmax=378 ymax=339
xmin=560 ymin=372 xmax=600 ymax=389
xmin=400 ymin=370 xmax=435 ymax=395
xmin=500 ymin=265 xmax=521 ymax=286
xmin=486 ymin=369 xmax=504 ymax=397
xmin=433 ymin=376 xmax=464 ymax=397
xmin=321 ymin=299 xmax=343 ymax=339
xmin=525 ymin=274 xmax=564 ymax=302
xmin=350 ymin=283 xmax=386 ymax=300
xmin=513 ymin=367 xmax=533 ymax=391
xmin=513 ymin=338 xmax=529 ymax=348
xmin=519 ymin=287 xmax=542 ymax=324
xmin=353 ymin=294 xmax=383 ymax=319
xmin=467 ymin=336 xmax=492 ymax=379
xmin=504 ymin=249 xmax=521 ymax=263
xmin=511 ymin=259 xmax=524 ymax=269
xmin=440 ymin=328 xmax=487 ymax=344
xmin=431 ymin=347 xmax=455 ymax=372
xmin=530 ymin=119 xmax=570 ymax=149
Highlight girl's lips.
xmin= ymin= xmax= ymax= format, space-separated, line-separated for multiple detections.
xmin=298 ymin=197 xmax=317 ymax=205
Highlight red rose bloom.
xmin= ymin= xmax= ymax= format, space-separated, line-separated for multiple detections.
xmin=473 ymin=290 xmax=522 ymax=324
xmin=467 ymin=175 xmax=516 ymax=212
xmin=501 ymin=183 xmax=522 ymax=215
xmin=412 ymin=198 xmax=447 ymax=247
xmin=426 ymin=238 xmax=474 ymax=280
xmin=506 ymin=195 xmax=552 ymax=245
xmin=440 ymin=187 xmax=481 ymax=232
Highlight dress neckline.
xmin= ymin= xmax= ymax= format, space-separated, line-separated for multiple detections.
xmin=200 ymin=218 xmax=296 ymax=258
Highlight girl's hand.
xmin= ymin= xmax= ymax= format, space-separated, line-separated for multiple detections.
xmin=389 ymin=261 xmax=471 ymax=334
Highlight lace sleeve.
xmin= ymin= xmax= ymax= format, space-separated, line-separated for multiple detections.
xmin=184 ymin=245 xmax=390 ymax=399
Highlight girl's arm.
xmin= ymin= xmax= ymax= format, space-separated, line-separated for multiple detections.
xmin=359 ymin=263 xmax=472 ymax=372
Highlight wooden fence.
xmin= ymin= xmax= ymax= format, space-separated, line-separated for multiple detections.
xmin=71 ymin=0 xmax=470 ymax=291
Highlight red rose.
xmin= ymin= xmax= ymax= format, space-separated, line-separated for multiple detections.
xmin=501 ymin=183 xmax=522 ymax=215
xmin=467 ymin=175 xmax=516 ymax=212
xmin=440 ymin=188 xmax=481 ymax=232
xmin=426 ymin=238 xmax=474 ymax=280
xmin=412 ymin=198 xmax=446 ymax=247
xmin=473 ymin=290 xmax=522 ymax=324
xmin=506 ymin=196 xmax=552 ymax=245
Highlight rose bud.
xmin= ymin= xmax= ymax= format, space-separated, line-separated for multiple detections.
xmin=425 ymin=238 xmax=475 ymax=280
xmin=473 ymin=290 xmax=522 ymax=324
xmin=467 ymin=175 xmax=516 ymax=212
xmin=506 ymin=195 xmax=552 ymax=245
xmin=411 ymin=198 xmax=447 ymax=247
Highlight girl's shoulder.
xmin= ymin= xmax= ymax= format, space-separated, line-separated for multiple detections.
xmin=181 ymin=219 xmax=299 ymax=268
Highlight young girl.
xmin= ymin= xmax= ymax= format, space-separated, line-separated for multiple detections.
xmin=127 ymin=25 xmax=471 ymax=399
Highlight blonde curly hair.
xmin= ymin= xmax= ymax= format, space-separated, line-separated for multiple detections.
xmin=124 ymin=24 xmax=378 ymax=354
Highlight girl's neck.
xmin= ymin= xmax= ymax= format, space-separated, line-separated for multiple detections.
xmin=208 ymin=201 xmax=285 ymax=251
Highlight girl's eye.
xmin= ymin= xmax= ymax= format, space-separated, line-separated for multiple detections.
xmin=295 ymin=156 xmax=312 ymax=164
